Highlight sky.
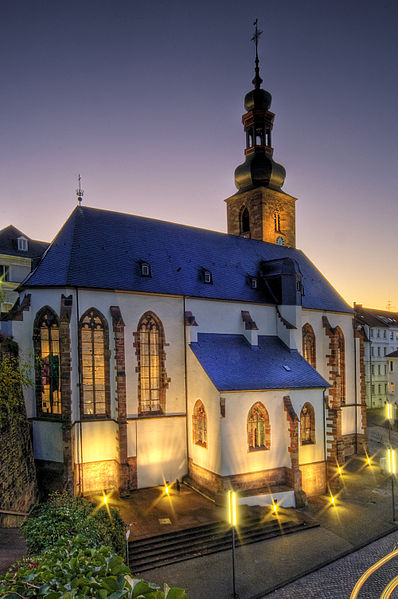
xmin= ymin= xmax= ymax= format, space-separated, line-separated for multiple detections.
xmin=1 ymin=0 xmax=397 ymax=310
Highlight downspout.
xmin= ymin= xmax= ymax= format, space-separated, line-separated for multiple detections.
xmin=323 ymin=388 xmax=327 ymax=476
xmin=75 ymin=287 xmax=83 ymax=495
xmin=183 ymin=296 xmax=189 ymax=479
xmin=353 ymin=322 xmax=358 ymax=455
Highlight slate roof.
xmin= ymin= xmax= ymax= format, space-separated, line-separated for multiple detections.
xmin=386 ymin=350 xmax=398 ymax=358
xmin=354 ymin=305 xmax=398 ymax=328
xmin=22 ymin=206 xmax=351 ymax=313
xmin=0 ymin=225 xmax=48 ymax=259
xmin=190 ymin=333 xmax=330 ymax=391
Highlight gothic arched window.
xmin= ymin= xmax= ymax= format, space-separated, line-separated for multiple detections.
xmin=302 ymin=323 xmax=316 ymax=369
xmin=247 ymin=402 xmax=270 ymax=451
xmin=80 ymin=308 xmax=110 ymax=417
xmin=300 ymin=402 xmax=315 ymax=445
xmin=240 ymin=206 xmax=250 ymax=234
xmin=34 ymin=307 xmax=61 ymax=415
xmin=336 ymin=327 xmax=345 ymax=405
xmin=135 ymin=311 xmax=167 ymax=415
xmin=192 ymin=400 xmax=207 ymax=448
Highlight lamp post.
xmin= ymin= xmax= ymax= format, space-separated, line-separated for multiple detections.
xmin=387 ymin=448 xmax=397 ymax=523
xmin=126 ymin=528 xmax=130 ymax=568
xmin=227 ymin=490 xmax=239 ymax=598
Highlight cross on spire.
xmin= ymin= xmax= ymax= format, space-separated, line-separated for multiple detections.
xmin=251 ymin=18 xmax=263 ymax=89
xmin=76 ymin=174 xmax=84 ymax=205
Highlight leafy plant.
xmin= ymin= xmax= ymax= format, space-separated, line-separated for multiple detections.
xmin=23 ymin=492 xmax=126 ymax=556
xmin=0 ymin=535 xmax=188 ymax=598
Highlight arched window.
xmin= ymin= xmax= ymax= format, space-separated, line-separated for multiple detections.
xmin=247 ymin=402 xmax=270 ymax=451
xmin=336 ymin=327 xmax=345 ymax=405
xmin=302 ymin=323 xmax=316 ymax=368
xmin=135 ymin=311 xmax=167 ymax=415
xmin=300 ymin=403 xmax=315 ymax=445
xmin=80 ymin=308 xmax=109 ymax=416
xmin=192 ymin=400 xmax=207 ymax=448
xmin=34 ymin=307 xmax=61 ymax=415
xmin=240 ymin=206 xmax=250 ymax=234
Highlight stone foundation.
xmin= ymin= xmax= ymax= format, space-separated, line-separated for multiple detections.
xmin=300 ymin=461 xmax=326 ymax=496
xmin=79 ymin=459 xmax=120 ymax=495
xmin=342 ymin=433 xmax=367 ymax=458
xmin=188 ymin=458 xmax=288 ymax=494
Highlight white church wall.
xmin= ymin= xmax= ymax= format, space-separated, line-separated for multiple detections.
xmin=220 ymin=391 xmax=290 ymax=476
xmin=186 ymin=298 xmax=277 ymax=340
xmin=187 ymin=347 xmax=221 ymax=476
xmin=74 ymin=420 xmax=119 ymax=464
xmin=32 ymin=420 xmax=63 ymax=462
xmin=136 ymin=416 xmax=186 ymax=488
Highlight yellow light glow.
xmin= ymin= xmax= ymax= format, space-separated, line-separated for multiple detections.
xmin=273 ymin=502 xmax=278 ymax=514
xmin=228 ymin=490 xmax=237 ymax=526
xmin=103 ymin=495 xmax=108 ymax=504
xmin=387 ymin=403 xmax=393 ymax=420
xmin=388 ymin=449 xmax=396 ymax=474
xmin=165 ymin=485 xmax=169 ymax=495
xmin=367 ymin=457 xmax=371 ymax=466
xmin=331 ymin=496 xmax=335 ymax=506
xmin=338 ymin=466 xmax=342 ymax=475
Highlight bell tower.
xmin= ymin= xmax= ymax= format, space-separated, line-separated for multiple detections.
xmin=225 ymin=20 xmax=297 ymax=248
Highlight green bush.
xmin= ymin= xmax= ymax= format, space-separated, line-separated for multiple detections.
xmin=0 ymin=535 xmax=188 ymax=598
xmin=23 ymin=492 xmax=125 ymax=556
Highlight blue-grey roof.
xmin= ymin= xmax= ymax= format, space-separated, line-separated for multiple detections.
xmin=190 ymin=334 xmax=330 ymax=391
xmin=22 ymin=206 xmax=351 ymax=313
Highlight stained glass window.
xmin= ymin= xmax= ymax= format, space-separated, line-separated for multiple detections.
xmin=247 ymin=402 xmax=270 ymax=451
xmin=80 ymin=309 xmax=108 ymax=416
xmin=193 ymin=400 xmax=207 ymax=447
xmin=36 ymin=309 xmax=61 ymax=415
xmin=137 ymin=312 xmax=165 ymax=414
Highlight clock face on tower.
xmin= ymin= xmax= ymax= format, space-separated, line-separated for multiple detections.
xmin=276 ymin=236 xmax=284 ymax=246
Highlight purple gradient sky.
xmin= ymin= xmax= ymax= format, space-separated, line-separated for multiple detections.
xmin=1 ymin=1 xmax=397 ymax=309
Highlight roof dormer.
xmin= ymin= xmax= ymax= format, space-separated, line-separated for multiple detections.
xmin=17 ymin=236 xmax=28 ymax=252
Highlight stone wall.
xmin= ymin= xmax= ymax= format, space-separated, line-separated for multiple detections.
xmin=300 ymin=461 xmax=326 ymax=496
xmin=0 ymin=336 xmax=37 ymax=526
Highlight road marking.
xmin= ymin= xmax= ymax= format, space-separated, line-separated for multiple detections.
xmin=350 ymin=548 xmax=398 ymax=599
xmin=380 ymin=574 xmax=398 ymax=599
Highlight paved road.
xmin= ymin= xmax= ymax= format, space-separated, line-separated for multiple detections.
xmin=265 ymin=530 xmax=398 ymax=599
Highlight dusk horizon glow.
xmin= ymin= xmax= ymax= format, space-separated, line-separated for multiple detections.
xmin=1 ymin=0 xmax=397 ymax=310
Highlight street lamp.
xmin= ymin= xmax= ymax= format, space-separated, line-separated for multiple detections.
xmin=387 ymin=448 xmax=397 ymax=523
xmin=227 ymin=490 xmax=239 ymax=598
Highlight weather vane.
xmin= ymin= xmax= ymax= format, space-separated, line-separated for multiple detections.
xmin=76 ymin=174 xmax=84 ymax=205
xmin=251 ymin=18 xmax=263 ymax=89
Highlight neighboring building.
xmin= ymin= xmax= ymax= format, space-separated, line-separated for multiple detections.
xmin=386 ymin=350 xmax=398 ymax=414
xmin=0 ymin=225 xmax=48 ymax=314
xmin=354 ymin=304 xmax=398 ymax=409
xmin=4 ymin=39 xmax=366 ymax=504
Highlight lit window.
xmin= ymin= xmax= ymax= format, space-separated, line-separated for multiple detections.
xmin=192 ymin=400 xmax=207 ymax=448
xmin=136 ymin=311 xmax=166 ymax=415
xmin=247 ymin=402 xmax=270 ymax=451
xmin=80 ymin=309 xmax=109 ymax=416
xmin=17 ymin=236 xmax=28 ymax=251
xmin=0 ymin=265 xmax=9 ymax=282
xmin=34 ymin=307 xmax=61 ymax=415
xmin=300 ymin=403 xmax=315 ymax=445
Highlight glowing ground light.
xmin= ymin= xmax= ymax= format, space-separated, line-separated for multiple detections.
xmin=227 ymin=491 xmax=237 ymax=526
xmin=273 ymin=502 xmax=278 ymax=515
xmin=165 ymin=485 xmax=169 ymax=495
xmin=367 ymin=456 xmax=371 ymax=466
xmin=338 ymin=466 xmax=342 ymax=475
xmin=331 ymin=495 xmax=335 ymax=506
xmin=103 ymin=495 xmax=108 ymax=504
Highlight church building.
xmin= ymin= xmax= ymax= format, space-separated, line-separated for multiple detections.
xmin=5 ymin=35 xmax=367 ymax=505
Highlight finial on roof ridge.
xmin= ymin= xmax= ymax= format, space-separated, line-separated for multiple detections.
xmin=76 ymin=174 xmax=84 ymax=205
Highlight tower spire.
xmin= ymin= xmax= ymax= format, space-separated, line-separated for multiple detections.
xmin=76 ymin=174 xmax=84 ymax=205
xmin=251 ymin=18 xmax=263 ymax=89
